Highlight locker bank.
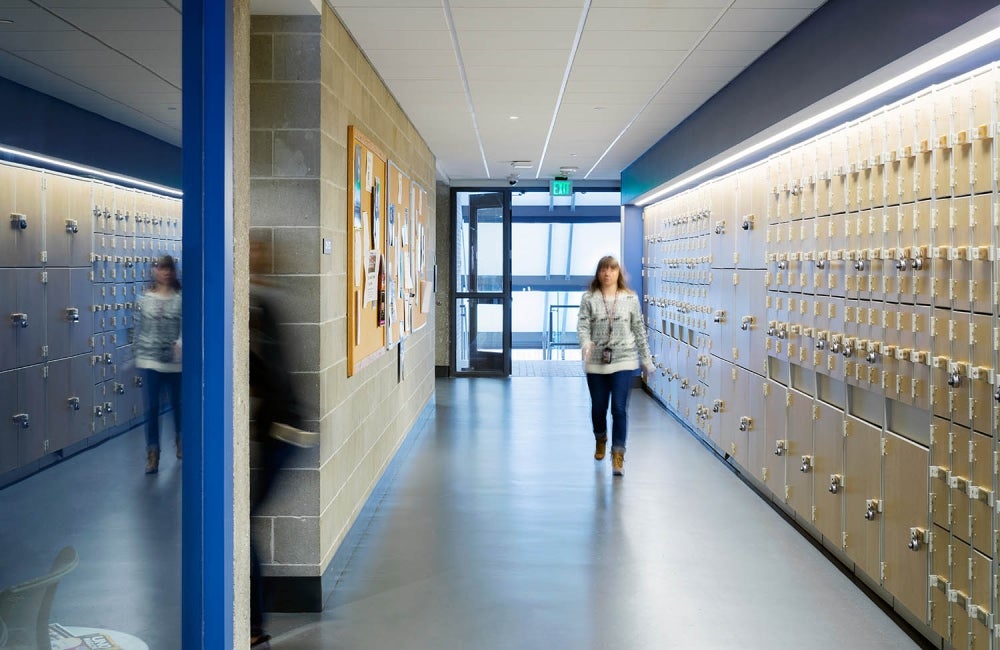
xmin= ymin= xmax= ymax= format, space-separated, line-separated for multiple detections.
xmin=2 ymin=1 xmax=1000 ymax=648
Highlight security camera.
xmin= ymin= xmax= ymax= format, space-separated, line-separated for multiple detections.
xmin=507 ymin=173 xmax=519 ymax=186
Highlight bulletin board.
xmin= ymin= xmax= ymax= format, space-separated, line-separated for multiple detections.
xmin=410 ymin=181 xmax=429 ymax=332
xmin=385 ymin=161 xmax=411 ymax=348
xmin=347 ymin=126 xmax=387 ymax=376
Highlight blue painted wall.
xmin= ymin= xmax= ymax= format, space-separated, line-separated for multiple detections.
xmin=622 ymin=0 xmax=1000 ymax=204
xmin=0 ymin=77 xmax=181 ymax=189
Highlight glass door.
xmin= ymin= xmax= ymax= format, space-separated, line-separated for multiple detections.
xmin=453 ymin=190 xmax=510 ymax=375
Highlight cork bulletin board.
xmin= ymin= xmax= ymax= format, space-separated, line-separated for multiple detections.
xmin=347 ymin=126 xmax=387 ymax=376
xmin=410 ymin=181 xmax=429 ymax=333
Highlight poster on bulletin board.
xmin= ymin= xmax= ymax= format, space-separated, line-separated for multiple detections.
xmin=409 ymin=181 xmax=429 ymax=332
xmin=386 ymin=160 xmax=411 ymax=348
xmin=347 ymin=126 xmax=387 ymax=376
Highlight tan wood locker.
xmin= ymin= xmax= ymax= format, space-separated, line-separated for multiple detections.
xmin=928 ymin=417 xmax=951 ymax=533
xmin=0 ymin=369 xmax=18 ymax=473
xmin=843 ymin=415 xmax=881 ymax=580
xmin=969 ymin=71 xmax=995 ymax=195
xmin=45 ymin=174 xmax=95 ymax=269
xmin=0 ymin=165 xmax=44 ymax=269
xmin=746 ymin=373 xmax=769 ymax=484
xmin=15 ymin=364 xmax=47 ymax=466
xmin=761 ymin=380 xmax=787 ymax=496
xmin=968 ymin=194 xmax=992 ymax=315
xmin=812 ymin=400 xmax=844 ymax=544
xmin=881 ymin=432 xmax=930 ymax=623
xmin=782 ymin=388 xmax=813 ymax=517
xmin=709 ymin=180 xmax=735 ymax=270
xmin=722 ymin=364 xmax=749 ymax=469
xmin=944 ymin=424 xmax=992 ymax=557
xmin=709 ymin=356 xmax=731 ymax=448
xmin=932 ymin=536 xmax=991 ymax=650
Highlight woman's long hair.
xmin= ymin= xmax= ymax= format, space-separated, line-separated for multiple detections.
xmin=588 ymin=255 xmax=629 ymax=293
xmin=152 ymin=255 xmax=182 ymax=291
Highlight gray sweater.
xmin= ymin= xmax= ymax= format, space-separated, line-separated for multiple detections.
xmin=577 ymin=289 xmax=652 ymax=375
xmin=134 ymin=290 xmax=182 ymax=373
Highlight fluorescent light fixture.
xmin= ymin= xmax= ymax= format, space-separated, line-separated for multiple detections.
xmin=0 ymin=145 xmax=183 ymax=197
xmin=559 ymin=166 xmax=579 ymax=175
xmin=511 ymin=161 xmax=534 ymax=169
xmin=635 ymin=23 xmax=1000 ymax=206
xmin=509 ymin=115 xmax=519 ymax=120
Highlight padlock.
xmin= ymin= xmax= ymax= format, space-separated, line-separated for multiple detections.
xmin=829 ymin=474 xmax=842 ymax=494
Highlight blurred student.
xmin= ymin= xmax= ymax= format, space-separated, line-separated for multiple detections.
xmin=577 ymin=255 xmax=654 ymax=477
xmin=248 ymin=240 xmax=318 ymax=649
xmin=134 ymin=255 xmax=182 ymax=474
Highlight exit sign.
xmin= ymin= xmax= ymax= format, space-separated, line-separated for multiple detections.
xmin=551 ymin=178 xmax=572 ymax=196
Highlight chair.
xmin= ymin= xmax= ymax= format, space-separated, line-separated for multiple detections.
xmin=0 ymin=546 xmax=78 ymax=649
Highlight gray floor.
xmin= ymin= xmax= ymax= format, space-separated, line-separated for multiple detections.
xmin=0 ymin=377 xmax=925 ymax=649
xmin=267 ymin=378 xmax=924 ymax=649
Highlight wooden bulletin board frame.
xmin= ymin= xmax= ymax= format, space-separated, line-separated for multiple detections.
xmin=347 ymin=126 xmax=387 ymax=376
xmin=410 ymin=181 xmax=429 ymax=332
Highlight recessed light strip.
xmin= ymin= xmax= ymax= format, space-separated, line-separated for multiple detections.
xmin=535 ymin=0 xmax=592 ymax=179
xmin=442 ymin=0 xmax=491 ymax=179
xmin=0 ymin=144 xmax=183 ymax=197
xmin=635 ymin=23 xmax=1000 ymax=206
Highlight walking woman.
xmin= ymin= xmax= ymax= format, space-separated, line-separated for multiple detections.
xmin=577 ymin=255 xmax=653 ymax=476
xmin=134 ymin=255 xmax=182 ymax=474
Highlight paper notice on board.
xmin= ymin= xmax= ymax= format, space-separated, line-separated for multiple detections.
xmin=419 ymin=280 xmax=431 ymax=313
xmin=362 ymin=212 xmax=370 ymax=254
xmin=365 ymin=151 xmax=374 ymax=189
xmin=403 ymin=251 xmax=413 ymax=290
xmin=353 ymin=230 xmax=362 ymax=286
xmin=364 ymin=250 xmax=378 ymax=305
xmin=397 ymin=174 xmax=403 ymax=204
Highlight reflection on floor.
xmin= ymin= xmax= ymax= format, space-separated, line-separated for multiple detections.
xmin=0 ymin=416 xmax=180 ymax=649
xmin=1 ymin=379 xmax=927 ymax=649
xmin=512 ymin=359 xmax=585 ymax=377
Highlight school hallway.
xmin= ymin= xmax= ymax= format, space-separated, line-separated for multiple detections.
xmin=0 ymin=377 xmax=923 ymax=649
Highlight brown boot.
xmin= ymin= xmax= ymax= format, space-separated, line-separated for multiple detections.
xmin=612 ymin=450 xmax=624 ymax=476
xmin=145 ymin=449 xmax=160 ymax=474
xmin=594 ymin=436 xmax=608 ymax=460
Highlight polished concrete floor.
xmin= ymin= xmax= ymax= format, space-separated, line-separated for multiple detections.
xmin=0 ymin=377 xmax=926 ymax=649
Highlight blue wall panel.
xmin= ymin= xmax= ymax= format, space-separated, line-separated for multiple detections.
xmin=622 ymin=0 xmax=1000 ymax=203
xmin=0 ymin=77 xmax=181 ymax=189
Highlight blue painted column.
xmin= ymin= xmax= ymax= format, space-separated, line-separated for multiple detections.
xmin=621 ymin=204 xmax=643 ymax=297
xmin=182 ymin=1 xmax=235 ymax=648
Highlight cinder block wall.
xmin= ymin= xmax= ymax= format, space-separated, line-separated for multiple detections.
xmin=249 ymin=7 xmax=435 ymax=607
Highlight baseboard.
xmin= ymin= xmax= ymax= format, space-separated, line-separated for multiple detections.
xmin=435 ymin=365 xmax=449 ymax=377
xmin=264 ymin=576 xmax=323 ymax=612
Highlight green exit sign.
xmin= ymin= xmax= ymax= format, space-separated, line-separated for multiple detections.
xmin=550 ymin=178 xmax=572 ymax=196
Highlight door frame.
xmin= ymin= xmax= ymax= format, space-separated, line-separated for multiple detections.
xmin=450 ymin=188 xmax=511 ymax=377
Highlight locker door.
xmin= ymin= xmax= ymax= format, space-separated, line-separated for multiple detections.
xmin=784 ymin=388 xmax=813 ymax=517
xmin=969 ymin=72 xmax=994 ymax=195
xmin=762 ymin=380 xmax=787 ymax=497
xmin=46 ymin=268 xmax=90 ymax=361
xmin=843 ymin=416 xmax=881 ymax=580
xmin=0 ymin=369 xmax=17 ymax=473
xmin=731 ymin=271 xmax=751 ymax=369
xmin=937 ymin=539 xmax=992 ymax=650
xmin=746 ymin=374 xmax=768 ymax=484
xmin=928 ymin=524 xmax=951 ymax=642
xmin=1 ymin=166 xmax=45 ymax=268
xmin=812 ymin=401 xmax=844 ymax=545
xmin=881 ymin=433 xmax=929 ymax=623
xmin=947 ymin=425 xmax=992 ymax=557
xmin=93 ymin=381 xmax=108 ymax=434
xmin=17 ymin=364 xmax=47 ymax=465
xmin=0 ymin=269 xmax=17 ymax=372
xmin=46 ymin=358 xmax=73 ymax=453
xmin=69 ymin=353 xmax=94 ymax=445
xmin=45 ymin=174 xmax=94 ymax=268
xmin=928 ymin=417 xmax=950 ymax=532
xmin=16 ymin=269 xmax=45 ymax=368
xmin=745 ymin=270 xmax=768 ymax=375
xmin=729 ymin=367 xmax=749 ymax=470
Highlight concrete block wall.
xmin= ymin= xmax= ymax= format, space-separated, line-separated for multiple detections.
xmin=249 ymin=7 xmax=436 ymax=606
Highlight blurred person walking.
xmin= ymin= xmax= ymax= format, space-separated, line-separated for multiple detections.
xmin=134 ymin=254 xmax=182 ymax=474
xmin=248 ymin=240 xmax=318 ymax=649
xmin=577 ymin=255 xmax=654 ymax=477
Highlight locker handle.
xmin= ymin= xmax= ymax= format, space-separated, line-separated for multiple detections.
xmin=65 ymin=307 xmax=80 ymax=323
xmin=104 ymin=353 xmax=113 ymax=365
xmin=114 ymin=383 xmax=125 ymax=395
xmin=65 ymin=219 xmax=79 ymax=234
xmin=9 ymin=213 xmax=27 ymax=230
xmin=67 ymin=397 xmax=80 ymax=411
xmin=11 ymin=413 xmax=29 ymax=428
xmin=104 ymin=401 xmax=114 ymax=414
xmin=908 ymin=527 xmax=926 ymax=551
xmin=133 ymin=376 xmax=144 ymax=388
xmin=9 ymin=313 xmax=28 ymax=328
xmin=94 ymin=405 xmax=104 ymax=417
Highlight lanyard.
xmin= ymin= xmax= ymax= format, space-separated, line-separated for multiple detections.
xmin=601 ymin=291 xmax=618 ymax=342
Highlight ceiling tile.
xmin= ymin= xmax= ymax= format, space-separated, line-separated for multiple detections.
xmin=334 ymin=7 xmax=446 ymax=30
xmin=586 ymin=7 xmax=722 ymax=31
xmin=714 ymin=7 xmax=815 ymax=31
xmin=452 ymin=7 xmax=581 ymax=30
xmin=731 ymin=0 xmax=824 ymax=8
xmin=697 ymin=30 xmax=785 ymax=51
xmin=457 ymin=29 xmax=575 ymax=51
xmin=0 ymin=30 xmax=103 ymax=50
xmin=90 ymin=30 xmax=179 ymax=51
xmin=341 ymin=28 xmax=453 ymax=50
xmin=0 ymin=6 xmax=75 ymax=31
xmin=572 ymin=48 xmax=687 ymax=68
xmin=578 ymin=29 xmax=702 ymax=51
xmin=44 ymin=8 xmax=181 ymax=32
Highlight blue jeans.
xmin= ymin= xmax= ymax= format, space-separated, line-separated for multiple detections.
xmin=586 ymin=370 xmax=633 ymax=451
xmin=144 ymin=369 xmax=181 ymax=452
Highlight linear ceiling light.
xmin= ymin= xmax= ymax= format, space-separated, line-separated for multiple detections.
xmin=0 ymin=144 xmax=183 ymax=197
xmin=635 ymin=24 xmax=1000 ymax=206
